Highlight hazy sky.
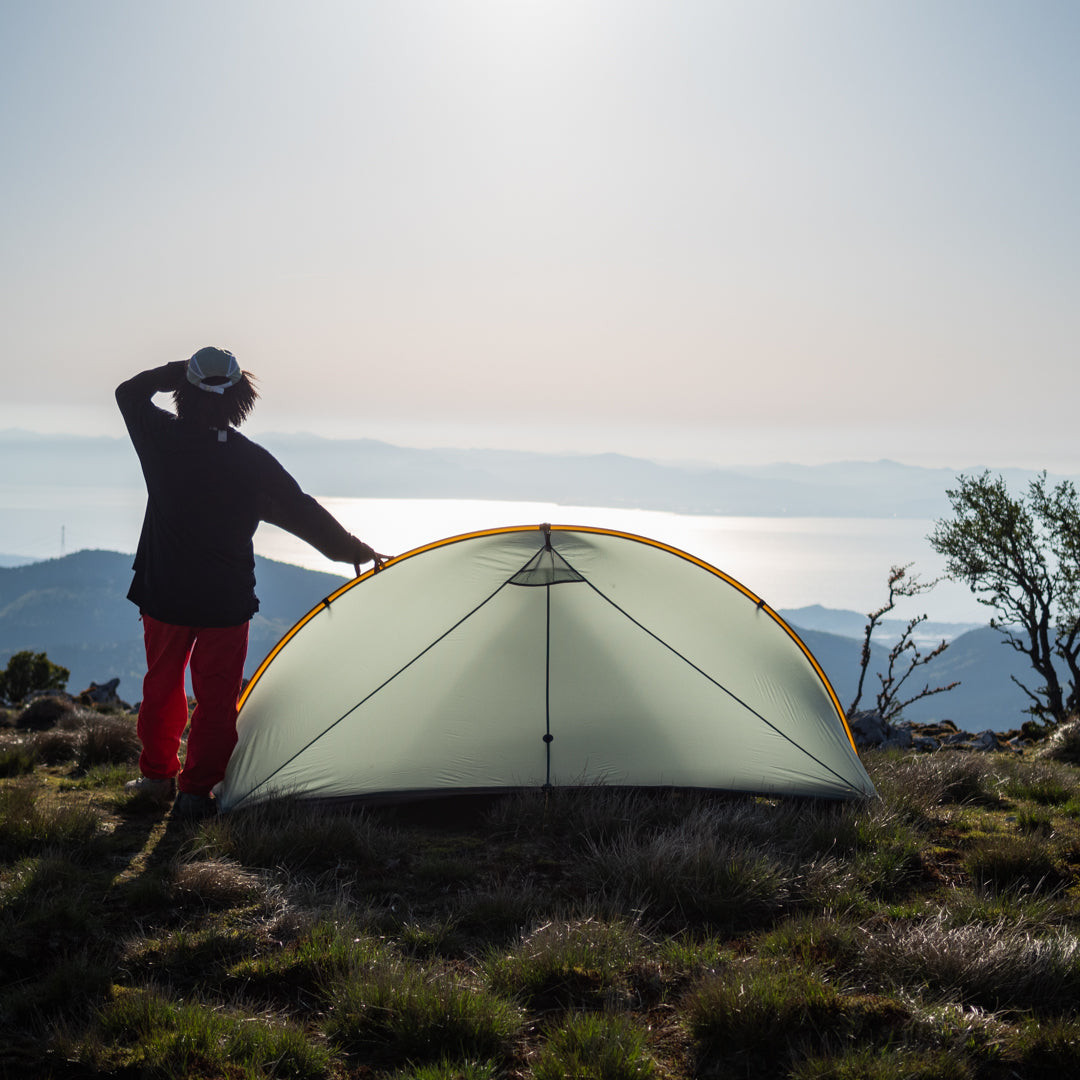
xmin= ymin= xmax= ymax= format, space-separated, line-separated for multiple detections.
xmin=2 ymin=1 xmax=1078 ymax=468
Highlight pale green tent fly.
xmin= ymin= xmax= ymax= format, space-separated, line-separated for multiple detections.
xmin=216 ymin=524 xmax=875 ymax=810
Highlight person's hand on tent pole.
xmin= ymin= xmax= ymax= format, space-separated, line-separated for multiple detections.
xmin=352 ymin=539 xmax=389 ymax=577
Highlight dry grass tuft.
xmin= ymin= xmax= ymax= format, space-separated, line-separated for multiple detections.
xmin=172 ymin=857 xmax=269 ymax=907
xmin=14 ymin=696 xmax=84 ymax=731
xmin=78 ymin=716 xmax=140 ymax=767
xmin=28 ymin=727 xmax=82 ymax=764
xmin=581 ymin=809 xmax=792 ymax=928
xmin=26 ymin=714 xmax=139 ymax=768
xmin=859 ymin=915 xmax=1080 ymax=1013
xmin=868 ymin=751 xmax=1005 ymax=816
xmin=1035 ymin=717 xmax=1080 ymax=765
xmin=192 ymin=794 xmax=401 ymax=874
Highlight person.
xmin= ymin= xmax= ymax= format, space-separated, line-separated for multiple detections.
xmin=116 ymin=347 xmax=385 ymax=819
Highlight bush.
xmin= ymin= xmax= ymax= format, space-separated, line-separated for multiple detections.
xmin=14 ymin=694 xmax=80 ymax=731
xmin=0 ymin=651 xmax=69 ymax=706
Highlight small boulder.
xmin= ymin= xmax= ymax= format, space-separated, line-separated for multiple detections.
xmin=848 ymin=710 xmax=889 ymax=748
xmin=79 ymin=677 xmax=124 ymax=707
xmin=968 ymin=730 xmax=1001 ymax=752
xmin=882 ymin=725 xmax=914 ymax=750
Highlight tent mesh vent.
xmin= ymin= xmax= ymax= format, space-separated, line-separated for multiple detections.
xmin=509 ymin=548 xmax=585 ymax=587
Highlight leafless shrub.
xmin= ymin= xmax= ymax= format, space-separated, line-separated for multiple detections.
xmin=847 ymin=563 xmax=958 ymax=722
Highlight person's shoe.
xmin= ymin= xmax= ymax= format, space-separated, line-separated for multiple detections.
xmin=172 ymin=791 xmax=218 ymax=821
xmin=123 ymin=775 xmax=176 ymax=804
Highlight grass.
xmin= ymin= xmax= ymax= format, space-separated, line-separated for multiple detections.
xmin=80 ymin=987 xmax=332 ymax=1079
xmin=532 ymin=1011 xmax=659 ymax=1079
xmin=7 ymin=703 xmax=1080 ymax=1076
xmin=325 ymin=958 xmax=523 ymax=1066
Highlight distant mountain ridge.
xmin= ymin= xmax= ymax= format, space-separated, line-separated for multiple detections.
xmin=0 ymin=549 xmax=1045 ymax=733
xmin=4 ymin=427 xmax=1076 ymax=519
xmin=780 ymin=603 xmax=982 ymax=647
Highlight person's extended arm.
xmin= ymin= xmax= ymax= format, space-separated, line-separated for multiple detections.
xmin=261 ymin=471 xmax=386 ymax=572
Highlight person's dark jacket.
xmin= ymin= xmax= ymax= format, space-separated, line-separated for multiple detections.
xmin=117 ymin=364 xmax=367 ymax=627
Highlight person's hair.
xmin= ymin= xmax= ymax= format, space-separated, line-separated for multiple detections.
xmin=173 ymin=371 xmax=259 ymax=428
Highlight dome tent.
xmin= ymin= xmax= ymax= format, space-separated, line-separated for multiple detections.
xmin=216 ymin=524 xmax=875 ymax=811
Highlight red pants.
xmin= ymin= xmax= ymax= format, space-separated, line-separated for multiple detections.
xmin=137 ymin=613 xmax=249 ymax=795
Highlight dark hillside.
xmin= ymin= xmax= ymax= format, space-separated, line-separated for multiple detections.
xmin=0 ymin=550 xmax=347 ymax=702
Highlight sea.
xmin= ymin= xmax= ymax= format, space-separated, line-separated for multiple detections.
xmin=0 ymin=483 xmax=985 ymax=626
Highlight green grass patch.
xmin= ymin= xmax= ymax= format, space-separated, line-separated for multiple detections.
xmin=58 ymin=761 xmax=132 ymax=790
xmin=964 ymin=835 xmax=1066 ymax=895
xmin=78 ymin=986 xmax=331 ymax=1078
xmin=1006 ymin=770 xmax=1075 ymax=806
xmin=192 ymin=796 xmax=400 ymax=875
xmin=10 ymin=747 xmax=1080 ymax=1076
xmin=684 ymin=961 xmax=907 ymax=1073
xmin=486 ymin=917 xmax=651 ymax=1010
xmin=1015 ymin=807 xmax=1056 ymax=834
xmin=227 ymin=916 xmax=393 ymax=1003
xmin=384 ymin=1060 xmax=499 ymax=1080
xmin=533 ymin=1011 xmax=658 ymax=1080
xmin=0 ymin=745 xmax=37 ymax=778
xmin=0 ymin=782 xmax=104 ymax=858
xmin=791 ymin=1045 xmax=976 ymax=1080
xmin=324 ymin=957 xmax=523 ymax=1066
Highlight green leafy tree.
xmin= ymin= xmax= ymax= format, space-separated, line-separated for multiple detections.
xmin=929 ymin=470 xmax=1080 ymax=725
xmin=0 ymin=650 xmax=70 ymax=705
